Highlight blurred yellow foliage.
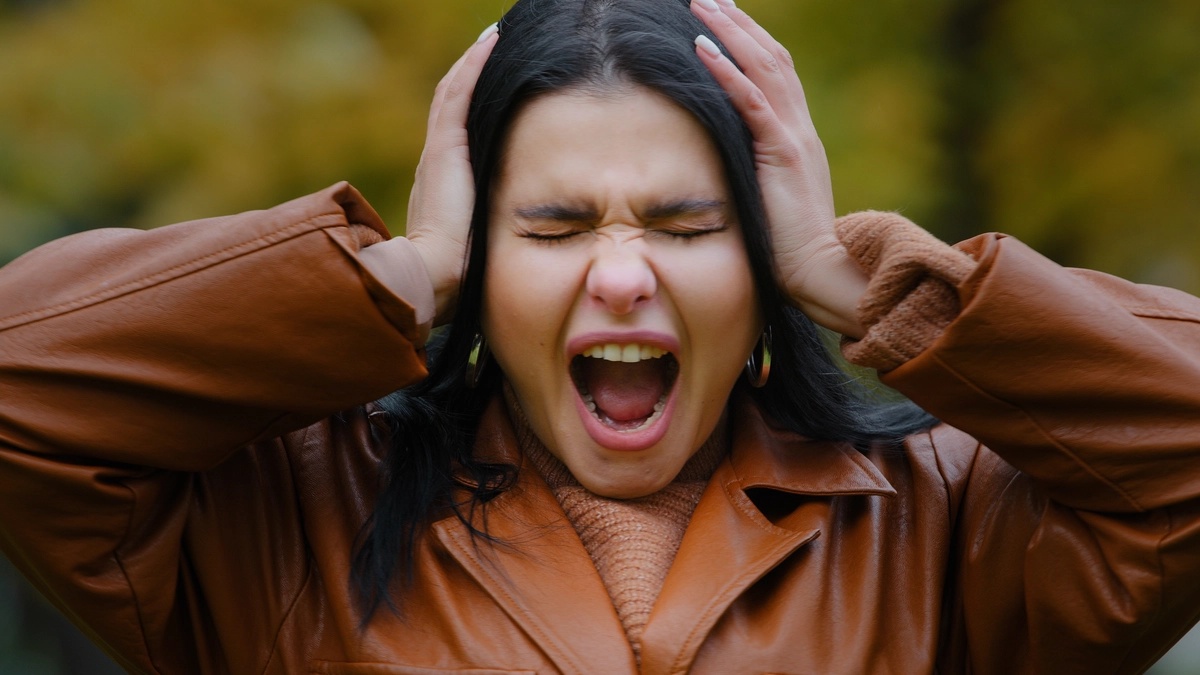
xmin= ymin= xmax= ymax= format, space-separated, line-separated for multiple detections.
xmin=1 ymin=0 xmax=1199 ymax=295
xmin=1 ymin=2 xmax=1200 ymax=672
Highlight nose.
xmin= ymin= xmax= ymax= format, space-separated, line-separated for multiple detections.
xmin=585 ymin=236 xmax=657 ymax=315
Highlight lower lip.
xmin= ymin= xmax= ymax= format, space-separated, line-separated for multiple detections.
xmin=573 ymin=378 xmax=678 ymax=452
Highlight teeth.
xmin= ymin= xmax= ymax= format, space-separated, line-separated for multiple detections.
xmin=572 ymin=343 xmax=675 ymax=432
xmin=581 ymin=343 xmax=669 ymax=363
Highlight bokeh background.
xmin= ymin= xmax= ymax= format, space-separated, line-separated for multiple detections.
xmin=1 ymin=0 xmax=1198 ymax=672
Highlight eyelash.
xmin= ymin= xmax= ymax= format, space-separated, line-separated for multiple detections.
xmin=654 ymin=224 xmax=728 ymax=240
xmin=520 ymin=231 xmax=582 ymax=245
xmin=518 ymin=224 xmax=727 ymax=244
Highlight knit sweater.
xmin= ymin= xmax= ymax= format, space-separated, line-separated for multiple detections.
xmin=505 ymin=389 xmax=726 ymax=663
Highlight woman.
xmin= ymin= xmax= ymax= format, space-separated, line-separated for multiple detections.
xmin=1 ymin=0 xmax=1198 ymax=673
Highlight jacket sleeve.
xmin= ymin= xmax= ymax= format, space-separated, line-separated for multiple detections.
xmin=851 ymin=224 xmax=1200 ymax=673
xmin=0 ymin=182 xmax=433 ymax=672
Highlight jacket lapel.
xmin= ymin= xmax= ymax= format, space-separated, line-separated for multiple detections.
xmin=639 ymin=399 xmax=896 ymax=675
xmin=431 ymin=398 xmax=637 ymax=675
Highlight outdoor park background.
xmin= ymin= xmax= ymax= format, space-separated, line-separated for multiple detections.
xmin=1 ymin=0 xmax=1198 ymax=672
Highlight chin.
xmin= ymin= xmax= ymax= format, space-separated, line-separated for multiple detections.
xmin=563 ymin=436 xmax=693 ymax=500
xmin=577 ymin=471 xmax=673 ymax=500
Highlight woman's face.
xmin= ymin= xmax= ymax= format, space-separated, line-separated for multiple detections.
xmin=483 ymin=86 xmax=761 ymax=499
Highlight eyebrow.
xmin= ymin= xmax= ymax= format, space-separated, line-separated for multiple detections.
xmin=643 ymin=198 xmax=727 ymax=220
xmin=513 ymin=198 xmax=726 ymax=222
xmin=513 ymin=204 xmax=598 ymax=221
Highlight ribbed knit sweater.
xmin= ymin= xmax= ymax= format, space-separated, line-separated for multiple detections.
xmin=505 ymin=390 xmax=726 ymax=663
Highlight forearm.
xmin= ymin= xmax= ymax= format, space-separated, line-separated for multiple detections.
xmin=0 ymin=182 xmax=430 ymax=468
xmin=890 ymin=233 xmax=1200 ymax=511
xmin=838 ymin=214 xmax=1200 ymax=511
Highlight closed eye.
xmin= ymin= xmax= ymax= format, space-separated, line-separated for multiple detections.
xmin=518 ymin=230 xmax=585 ymax=244
xmin=651 ymin=222 xmax=730 ymax=240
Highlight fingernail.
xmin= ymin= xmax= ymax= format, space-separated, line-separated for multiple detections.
xmin=476 ymin=22 xmax=499 ymax=43
xmin=695 ymin=35 xmax=722 ymax=58
xmin=694 ymin=0 xmax=721 ymax=12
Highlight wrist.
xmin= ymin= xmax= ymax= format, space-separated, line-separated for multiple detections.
xmin=782 ymin=239 xmax=868 ymax=338
xmin=405 ymin=234 xmax=459 ymax=327
xmin=357 ymin=236 xmax=439 ymax=330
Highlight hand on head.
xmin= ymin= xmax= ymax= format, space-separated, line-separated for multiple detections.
xmin=690 ymin=0 xmax=868 ymax=338
xmin=406 ymin=24 xmax=499 ymax=327
xmin=407 ymin=3 xmax=868 ymax=338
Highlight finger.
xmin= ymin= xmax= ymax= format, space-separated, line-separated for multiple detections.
xmin=715 ymin=1 xmax=797 ymax=78
xmin=719 ymin=3 xmax=806 ymax=97
xmin=426 ymin=49 xmax=473 ymax=134
xmin=427 ymin=24 xmax=499 ymax=144
xmin=694 ymin=35 xmax=800 ymax=167
xmin=689 ymin=0 xmax=809 ymax=126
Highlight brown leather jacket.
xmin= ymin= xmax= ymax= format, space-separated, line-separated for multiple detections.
xmin=1 ymin=183 xmax=1198 ymax=674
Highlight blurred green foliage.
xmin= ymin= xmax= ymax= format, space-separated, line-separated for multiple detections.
xmin=1 ymin=0 xmax=1199 ymax=672
xmin=1 ymin=0 xmax=1199 ymax=291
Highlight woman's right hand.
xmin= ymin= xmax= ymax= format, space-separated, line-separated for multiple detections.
xmin=405 ymin=24 xmax=499 ymax=326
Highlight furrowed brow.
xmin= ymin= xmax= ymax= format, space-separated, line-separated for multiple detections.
xmin=513 ymin=204 xmax=599 ymax=221
xmin=643 ymin=199 xmax=727 ymax=220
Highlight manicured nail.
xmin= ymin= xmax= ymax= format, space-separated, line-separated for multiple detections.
xmin=695 ymin=35 xmax=722 ymax=57
xmin=694 ymin=0 xmax=721 ymax=12
xmin=477 ymin=22 xmax=499 ymax=43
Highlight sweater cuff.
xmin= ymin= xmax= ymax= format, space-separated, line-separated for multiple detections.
xmin=834 ymin=211 xmax=978 ymax=372
xmin=352 ymin=233 xmax=436 ymax=347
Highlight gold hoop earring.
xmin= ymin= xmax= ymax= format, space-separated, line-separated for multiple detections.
xmin=744 ymin=326 xmax=772 ymax=388
xmin=466 ymin=333 xmax=491 ymax=389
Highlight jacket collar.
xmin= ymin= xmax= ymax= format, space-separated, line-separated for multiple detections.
xmin=638 ymin=394 xmax=896 ymax=674
xmin=432 ymin=396 xmax=638 ymax=674
xmin=433 ymin=392 xmax=897 ymax=675
xmin=725 ymin=393 xmax=897 ymax=499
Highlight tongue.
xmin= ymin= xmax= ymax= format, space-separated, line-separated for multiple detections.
xmin=582 ymin=358 xmax=666 ymax=423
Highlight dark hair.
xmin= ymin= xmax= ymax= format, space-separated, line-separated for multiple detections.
xmin=352 ymin=0 xmax=935 ymax=619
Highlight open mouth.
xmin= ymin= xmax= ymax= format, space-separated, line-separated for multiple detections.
xmin=570 ymin=343 xmax=680 ymax=432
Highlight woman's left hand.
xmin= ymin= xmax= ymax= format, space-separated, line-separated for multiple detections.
xmin=690 ymin=0 xmax=867 ymax=338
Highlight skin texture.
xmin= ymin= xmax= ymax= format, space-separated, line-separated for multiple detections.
xmin=483 ymin=89 xmax=761 ymax=498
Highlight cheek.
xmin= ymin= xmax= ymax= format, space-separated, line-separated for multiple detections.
xmin=658 ymin=244 xmax=760 ymax=330
xmin=483 ymin=265 xmax=534 ymax=363
xmin=482 ymin=248 xmax=577 ymax=371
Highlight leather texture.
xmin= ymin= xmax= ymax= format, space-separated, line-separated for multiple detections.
xmin=1 ymin=184 xmax=1199 ymax=674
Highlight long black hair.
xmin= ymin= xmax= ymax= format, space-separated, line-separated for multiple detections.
xmin=352 ymin=0 xmax=935 ymax=619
